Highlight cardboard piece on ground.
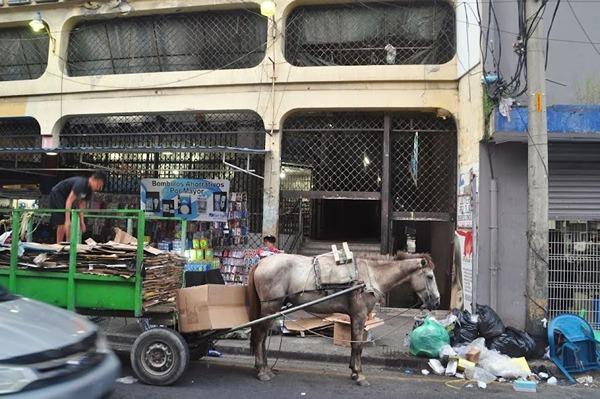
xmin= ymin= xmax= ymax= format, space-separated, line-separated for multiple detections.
xmin=325 ymin=313 xmax=384 ymax=347
xmin=283 ymin=316 xmax=333 ymax=332
xmin=466 ymin=346 xmax=481 ymax=363
xmin=176 ymin=284 xmax=250 ymax=333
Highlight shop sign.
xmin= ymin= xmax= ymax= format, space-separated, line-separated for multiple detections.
xmin=140 ymin=178 xmax=230 ymax=222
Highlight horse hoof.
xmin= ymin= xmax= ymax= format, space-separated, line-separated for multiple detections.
xmin=351 ymin=373 xmax=358 ymax=380
xmin=257 ymin=373 xmax=272 ymax=382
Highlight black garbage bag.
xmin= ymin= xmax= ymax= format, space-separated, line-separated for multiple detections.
xmin=451 ymin=309 xmax=479 ymax=345
xmin=476 ymin=304 xmax=505 ymax=339
xmin=489 ymin=327 xmax=536 ymax=358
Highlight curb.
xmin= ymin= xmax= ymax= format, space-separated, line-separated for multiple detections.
xmin=214 ymin=342 xmax=429 ymax=370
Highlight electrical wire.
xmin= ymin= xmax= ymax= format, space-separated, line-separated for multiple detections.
xmin=545 ymin=0 xmax=562 ymax=69
xmin=566 ymin=0 xmax=600 ymax=56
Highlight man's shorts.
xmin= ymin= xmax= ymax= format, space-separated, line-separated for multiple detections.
xmin=49 ymin=191 xmax=67 ymax=226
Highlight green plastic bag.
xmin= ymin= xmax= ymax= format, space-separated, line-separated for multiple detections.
xmin=409 ymin=317 xmax=451 ymax=358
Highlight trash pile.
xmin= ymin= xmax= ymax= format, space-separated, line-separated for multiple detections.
xmin=409 ymin=305 xmax=554 ymax=392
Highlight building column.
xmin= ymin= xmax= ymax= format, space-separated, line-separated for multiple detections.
xmin=262 ymin=129 xmax=282 ymax=237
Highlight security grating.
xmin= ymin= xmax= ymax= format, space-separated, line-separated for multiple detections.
xmin=285 ymin=1 xmax=455 ymax=66
xmin=67 ymin=9 xmax=267 ymax=76
xmin=0 ymin=117 xmax=41 ymax=149
xmin=281 ymin=112 xmax=384 ymax=193
xmin=0 ymin=26 xmax=49 ymax=81
xmin=390 ymin=114 xmax=456 ymax=215
xmin=549 ymin=221 xmax=600 ymax=329
xmin=60 ymin=111 xmax=266 ymax=150
xmin=0 ymin=117 xmax=42 ymax=166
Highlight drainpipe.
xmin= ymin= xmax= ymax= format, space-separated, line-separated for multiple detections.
xmin=490 ymin=179 xmax=499 ymax=309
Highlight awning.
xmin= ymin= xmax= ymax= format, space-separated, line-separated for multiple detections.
xmin=493 ymin=105 xmax=600 ymax=143
xmin=0 ymin=146 xmax=268 ymax=155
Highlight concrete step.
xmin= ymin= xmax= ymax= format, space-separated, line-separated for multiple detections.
xmin=299 ymin=240 xmax=381 ymax=257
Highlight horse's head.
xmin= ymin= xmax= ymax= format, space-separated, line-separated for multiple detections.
xmin=407 ymin=256 xmax=440 ymax=310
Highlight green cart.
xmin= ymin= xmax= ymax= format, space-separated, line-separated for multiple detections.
xmin=0 ymin=208 xmax=364 ymax=386
xmin=0 ymin=208 xmax=204 ymax=386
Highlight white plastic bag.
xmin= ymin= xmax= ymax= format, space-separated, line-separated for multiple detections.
xmin=478 ymin=349 xmax=529 ymax=379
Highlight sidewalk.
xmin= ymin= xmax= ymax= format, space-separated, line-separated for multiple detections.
xmin=100 ymin=308 xmax=564 ymax=376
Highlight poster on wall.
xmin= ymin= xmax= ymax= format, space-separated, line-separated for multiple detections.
xmin=140 ymin=178 xmax=230 ymax=222
xmin=456 ymin=230 xmax=474 ymax=313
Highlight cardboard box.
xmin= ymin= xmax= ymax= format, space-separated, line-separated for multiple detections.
xmin=325 ymin=314 xmax=384 ymax=347
xmin=176 ymin=284 xmax=250 ymax=333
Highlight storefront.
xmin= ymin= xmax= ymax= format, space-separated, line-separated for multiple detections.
xmin=0 ymin=111 xmax=267 ymax=286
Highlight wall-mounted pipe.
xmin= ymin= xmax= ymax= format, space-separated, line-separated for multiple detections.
xmin=490 ymin=179 xmax=499 ymax=309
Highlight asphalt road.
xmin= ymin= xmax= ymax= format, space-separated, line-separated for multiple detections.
xmin=111 ymin=354 xmax=599 ymax=399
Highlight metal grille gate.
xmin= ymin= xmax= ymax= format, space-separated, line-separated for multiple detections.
xmin=549 ymin=221 xmax=600 ymax=328
xmin=280 ymin=111 xmax=457 ymax=246
xmin=58 ymin=111 xmax=265 ymax=245
xmin=0 ymin=117 xmax=42 ymax=166
xmin=0 ymin=26 xmax=49 ymax=81
xmin=67 ymin=8 xmax=267 ymax=76
xmin=285 ymin=1 xmax=455 ymax=67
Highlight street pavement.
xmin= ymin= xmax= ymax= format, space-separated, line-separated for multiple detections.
xmin=110 ymin=354 xmax=599 ymax=399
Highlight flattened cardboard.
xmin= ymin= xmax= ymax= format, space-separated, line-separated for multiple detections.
xmin=176 ymin=284 xmax=250 ymax=333
xmin=325 ymin=313 xmax=384 ymax=347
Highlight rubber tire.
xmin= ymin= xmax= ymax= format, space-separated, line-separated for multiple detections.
xmin=130 ymin=327 xmax=189 ymax=386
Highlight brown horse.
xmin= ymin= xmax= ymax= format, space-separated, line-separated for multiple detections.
xmin=247 ymin=251 xmax=440 ymax=386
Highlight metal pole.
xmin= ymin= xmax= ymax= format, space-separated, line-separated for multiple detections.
xmin=67 ymin=211 xmax=80 ymax=311
xmin=489 ymin=179 xmax=498 ymax=309
xmin=134 ymin=211 xmax=146 ymax=317
xmin=525 ymin=0 xmax=549 ymax=336
xmin=381 ymin=115 xmax=391 ymax=254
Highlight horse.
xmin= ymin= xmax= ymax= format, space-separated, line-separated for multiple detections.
xmin=247 ymin=251 xmax=440 ymax=386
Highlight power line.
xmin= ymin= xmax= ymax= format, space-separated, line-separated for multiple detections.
xmin=565 ymin=0 xmax=600 ymax=56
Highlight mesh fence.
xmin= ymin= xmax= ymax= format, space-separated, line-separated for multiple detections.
xmin=549 ymin=221 xmax=600 ymax=329
xmin=282 ymin=112 xmax=384 ymax=192
xmin=67 ymin=9 xmax=267 ymax=76
xmin=60 ymin=111 xmax=266 ymax=150
xmin=390 ymin=114 xmax=456 ymax=214
xmin=0 ymin=26 xmax=49 ymax=81
xmin=285 ymin=1 xmax=455 ymax=66
xmin=0 ymin=117 xmax=42 ymax=165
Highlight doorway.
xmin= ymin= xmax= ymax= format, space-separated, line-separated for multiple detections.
xmin=312 ymin=199 xmax=380 ymax=241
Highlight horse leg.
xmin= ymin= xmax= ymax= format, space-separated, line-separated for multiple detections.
xmin=350 ymin=314 xmax=369 ymax=386
xmin=254 ymin=300 xmax=281 ymax=381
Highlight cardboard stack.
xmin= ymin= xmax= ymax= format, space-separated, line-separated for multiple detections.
xmin=0 ymin=229 xmax=185 ymax=310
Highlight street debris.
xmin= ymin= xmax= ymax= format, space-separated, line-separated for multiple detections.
xmin=427 ymin=359 xmax=444 ymax=375
xmin=576 ymin=375 xmax=593 ymax=385
xmin=116 ymin=376 xmax=138 ymax=384
xmin=477 ymin=381 xmax=487 ymax=389
xmin=513 ymin=380 xmax=537 ymax=393
xmin=547 ymin=377 xmax=558 ymax=385
xmin=421 ymin=369 xmax=430 ymax=376
xmin=409 ymin=317 xmax=449 ymax=358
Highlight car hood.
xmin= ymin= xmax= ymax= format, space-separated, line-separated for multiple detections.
xmin=0 ymin=297 xmax=97 ymax=362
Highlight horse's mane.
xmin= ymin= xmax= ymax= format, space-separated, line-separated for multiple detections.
xmin=355 ymin=251 xmax=435 ymax=269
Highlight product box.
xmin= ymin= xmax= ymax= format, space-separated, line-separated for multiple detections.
xmin=176 ymin=284 xmax=250 ymax=332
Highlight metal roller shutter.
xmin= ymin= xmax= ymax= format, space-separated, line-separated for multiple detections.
xmin=549 ymin=143 xmax=600 ymax=220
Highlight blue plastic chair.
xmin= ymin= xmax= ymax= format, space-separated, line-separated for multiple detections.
xmin=547 ymin=314 xmax=600 ymax=383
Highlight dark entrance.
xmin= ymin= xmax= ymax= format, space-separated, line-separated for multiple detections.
xmin=312 ymin=199 xmax=380 ymax=241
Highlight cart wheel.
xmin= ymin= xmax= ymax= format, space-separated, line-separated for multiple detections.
xmin=131 ymin=327 xmax=189 ymax=386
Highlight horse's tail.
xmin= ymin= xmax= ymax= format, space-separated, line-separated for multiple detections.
xmin=247 ymin=266 xmax=261 ymax=355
